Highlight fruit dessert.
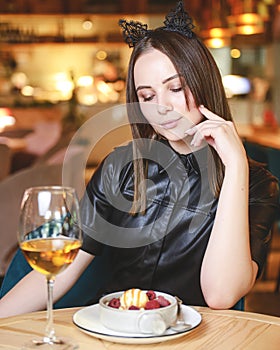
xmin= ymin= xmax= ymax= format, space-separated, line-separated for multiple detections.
xmin=107 ymin=288 xmax=171 ymax=310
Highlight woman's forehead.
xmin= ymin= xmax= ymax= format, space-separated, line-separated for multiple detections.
xmin=134 ymin=49 xmax=178 ymax=84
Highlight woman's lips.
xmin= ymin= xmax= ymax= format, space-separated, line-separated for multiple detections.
xmin=159 ymin=117 xmax=182 ymax=130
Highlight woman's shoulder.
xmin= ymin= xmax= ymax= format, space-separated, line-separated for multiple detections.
xmin=248 ymin=158 xmax=279 ymax=202
xmin=87 ymin=142 xmax=134 ymax=186
xmin=102 ymin=141 xmax=134 ymax=171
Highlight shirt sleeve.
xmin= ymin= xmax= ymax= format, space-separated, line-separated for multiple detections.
xmin=248 ymin=161 xmax=279 ymax=278
xmin=80 ymin=159 xmax=112 ymax=256
xmin=79 ymin=144 xmax=134 ymax=256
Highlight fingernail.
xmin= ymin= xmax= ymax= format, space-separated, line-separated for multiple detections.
xmin=199 ymin=105 xmax=204 ymax=108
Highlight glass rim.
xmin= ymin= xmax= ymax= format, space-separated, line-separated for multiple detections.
xmin=24 ymin=185 xmax=77 ymax=194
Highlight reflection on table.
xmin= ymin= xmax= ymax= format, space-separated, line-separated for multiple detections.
xmin=0 ymin=306 xmax=279 ymax=349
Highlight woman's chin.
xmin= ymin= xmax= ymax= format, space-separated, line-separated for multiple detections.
xmin=161 ymin=130 xmax=190 ymax=143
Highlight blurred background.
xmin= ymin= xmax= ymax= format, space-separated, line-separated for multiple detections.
xmin=0 ymin=0 xmax=279 ymax=316
xmin=0 ymin=0 xmax=280 ymax=123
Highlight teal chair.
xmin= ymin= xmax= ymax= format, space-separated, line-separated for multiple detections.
xmin=232 ymin=298 xmax=244 ymax=311
xmin=0 ymin=248 xmax=111 ymax=308
xmin=243 ymin=141 xmax=268 ymax=165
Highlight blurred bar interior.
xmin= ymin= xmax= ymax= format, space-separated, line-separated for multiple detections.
xmin=0 ymin=0 xmax=280 ymax=125
xmin=0 ymin=0 xmax=279 ymax=126
xmin=0 ymin=1 xmax=279 ymax=315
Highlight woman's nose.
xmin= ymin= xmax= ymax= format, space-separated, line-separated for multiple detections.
xmin=157 ymin=102 xmax=172 ymax=115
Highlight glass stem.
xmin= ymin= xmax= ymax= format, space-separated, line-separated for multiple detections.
xmin=45 ymin=276 xmax=56 ymax=343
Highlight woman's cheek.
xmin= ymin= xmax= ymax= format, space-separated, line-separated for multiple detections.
xmin=139 ymin=104 xmax=157 ymax=124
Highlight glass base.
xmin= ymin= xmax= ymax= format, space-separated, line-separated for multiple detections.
xmin=21 ymin=336 xmax=79 ymax=349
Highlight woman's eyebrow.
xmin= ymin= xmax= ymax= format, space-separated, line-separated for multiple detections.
xmin=136 ymin=85 xmax=150 ymax=92
xmin=162 ymin=74 xmax=179 ymax=84
xmin=136 ymin=74 xmax=180 ymax=92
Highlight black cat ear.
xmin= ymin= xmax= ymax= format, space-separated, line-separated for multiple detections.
xmin=119 ymin=19 xmax=149 ymax=48
xmin=119 ymin=1 xmax=195 ymax=48
xmin=163 ymin=0 xmax=195 ymax=38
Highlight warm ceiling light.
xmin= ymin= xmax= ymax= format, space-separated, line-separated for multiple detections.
xmin=209 ymin=28 xmax=231 ymax=38
xmin=230 ymin=48 xmax=241 ymax=59
xmin=235 ymin=13 xmax=264 ymax=34
xmin=0 ymin=108 xmax=12 ymax=118
xmin=82 ymin=18 xmax=93 ymax=30
xmin=204 ymin=37 xmax=230 ymax=48
xmin=235 ymin=13 xmax=262 ymax=25
xmin=77 ymin=75 xmax=94 ymax=87
xmin=228 ymin=12 xmax=264 ymax=35
xmin=201 ymin=27 xmax=232 ymax=48
xmin=0 ymin=108 xmax=15 ymax=130
xmin=21 ymin=85 xmax=34 ymax=96
xmin=237 ymin=23 xmax=263 ymax=35
xmin=96 ymin=50 xmax=107 ymax=61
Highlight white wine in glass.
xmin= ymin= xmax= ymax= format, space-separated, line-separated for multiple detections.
xmin=18 ymin=186 xmax=82 ymax=349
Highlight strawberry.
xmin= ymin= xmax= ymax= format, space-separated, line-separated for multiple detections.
xmin=144 ymin=299 xmax=161 ymax=310
xmin=108 ymin=297 xmax=121 ymax=309
xmin=129 ymin=305 xmax=140 ymax=310
xmin=146 ymin=290 xmax=157 ymax=300
xmin=157 ymin=295 xmax=170 ymax=307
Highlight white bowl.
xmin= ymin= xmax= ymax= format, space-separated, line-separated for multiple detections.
xmin=99 ymin=290 xmax=177 ymax=335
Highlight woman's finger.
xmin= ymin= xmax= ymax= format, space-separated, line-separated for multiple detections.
xmin=199 ymin=105 xmax=223 ymax=122
xmin=185 ymin=120 xmax=224 ymax=136
xmin=189 ymin=121 xmax=235 ymax=147
xmin=190 ymin=127 xmax=213 ymax=147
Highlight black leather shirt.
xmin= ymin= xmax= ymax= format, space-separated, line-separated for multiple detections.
xmin=80 ymin=139 xmax=279 ymax=306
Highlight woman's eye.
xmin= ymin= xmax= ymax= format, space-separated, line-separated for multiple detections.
xmin=171 ymin=86 xmax=183 ymax=93
xmin=141 ymin=95 xmax=154 ymax=102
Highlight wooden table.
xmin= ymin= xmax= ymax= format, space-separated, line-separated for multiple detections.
xmin=0 ymin=307 xmax=279 ymax=349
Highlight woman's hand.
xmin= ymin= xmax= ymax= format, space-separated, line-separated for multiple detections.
xmin=185 ymin=105 xmax=247 ymax=167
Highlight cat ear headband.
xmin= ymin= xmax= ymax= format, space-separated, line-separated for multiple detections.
xmin=119 ymin=0 xmax=195 ymax=48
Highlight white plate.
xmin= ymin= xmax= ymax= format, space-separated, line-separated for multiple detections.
xmin=73 ymin=304 xmax=202 ymax=344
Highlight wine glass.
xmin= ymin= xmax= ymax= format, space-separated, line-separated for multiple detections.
xmin=18 ymin=186 xmax=82 ymax=349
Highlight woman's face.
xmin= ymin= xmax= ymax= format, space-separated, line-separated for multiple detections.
xmin=134 ymin=48 xmax=203 ymax=150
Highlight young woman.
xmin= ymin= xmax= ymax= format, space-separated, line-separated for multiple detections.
xmin=0 ymin=1 xmax=278 ymax=317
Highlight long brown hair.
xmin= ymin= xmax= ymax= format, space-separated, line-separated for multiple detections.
xmin=126 ymin=29 xmax=232 ymax=214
